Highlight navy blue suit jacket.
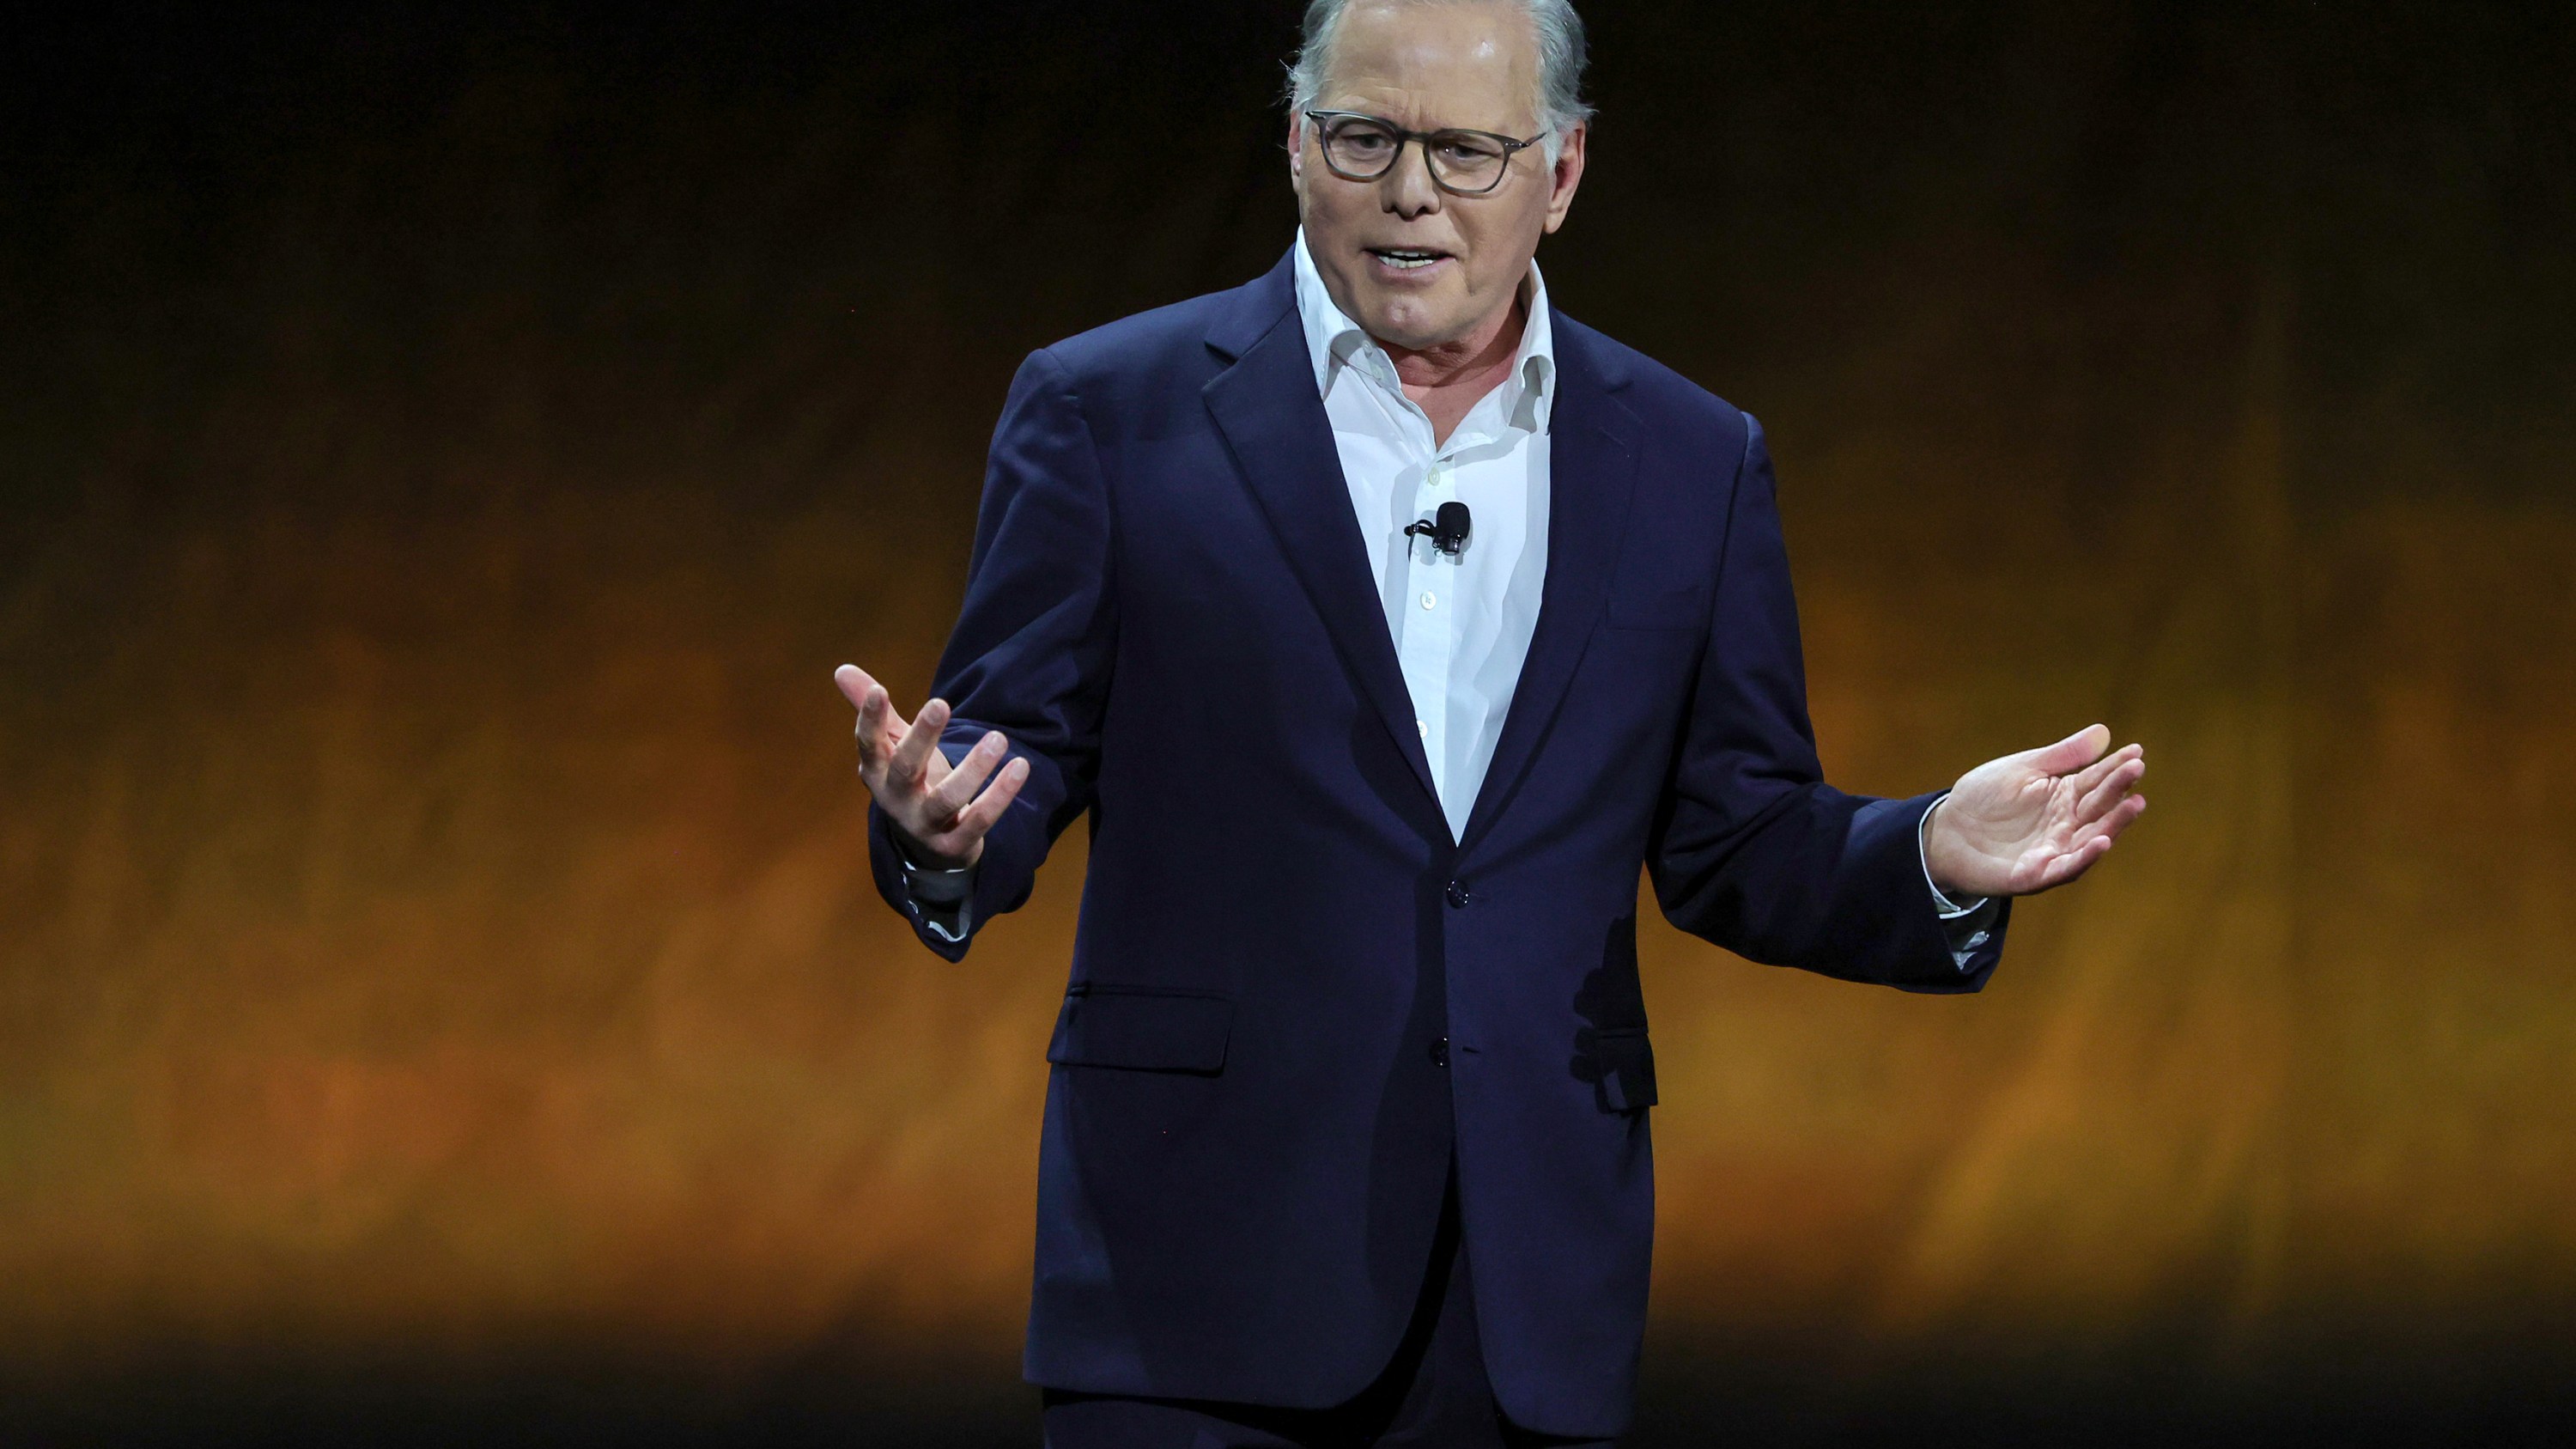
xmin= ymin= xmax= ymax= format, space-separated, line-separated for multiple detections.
xmin=868 ymin=247 xmax=2010 ymax=1438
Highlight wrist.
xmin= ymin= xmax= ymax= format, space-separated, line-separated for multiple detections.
xmin=887 ymin=816 xmax=979 ymax=873
xmin=1923 ymin=796 xmax=1978 ymax=901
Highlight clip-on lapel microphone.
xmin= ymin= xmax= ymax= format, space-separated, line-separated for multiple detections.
xmin=1404 ymin=501 xmax=1473 ymax=557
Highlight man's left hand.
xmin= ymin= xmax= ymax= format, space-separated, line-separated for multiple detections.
xmin=1923 ymin=723 xmax=2147 ymax=898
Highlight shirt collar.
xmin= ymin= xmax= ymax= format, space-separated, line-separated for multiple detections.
xmin=1291 ymin=226 xmax=1557 ymax=435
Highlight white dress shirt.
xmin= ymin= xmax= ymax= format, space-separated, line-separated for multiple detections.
xmin=1292 ymin=228 xmax=1553 ymax=844
xmin=900 ymin=230 xmax=1995 ymax=961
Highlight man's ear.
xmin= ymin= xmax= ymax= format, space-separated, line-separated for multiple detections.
xmin=1287 ymin=113 xmax=1315 ymax=211
xmin=1540 ymin=122 xmax=1588 ymax=234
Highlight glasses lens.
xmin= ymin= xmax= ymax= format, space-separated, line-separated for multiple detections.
xmin=1322 ymin=118 xmax=1400 ymax=177
xmin=1425 ymin=132 xmax=1510 ymax=192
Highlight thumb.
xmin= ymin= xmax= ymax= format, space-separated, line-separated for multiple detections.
xmin=833 ymin=664 xmax=875 ymax=711
xmin=2026 ymin=722 xmax=2111 ymax=776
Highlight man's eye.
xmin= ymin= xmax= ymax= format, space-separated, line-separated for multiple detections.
xmin=1339 ymin=131 xmax=1394 ymax=153
xmin=1437 ymin=139 xmax=1502 ymax=164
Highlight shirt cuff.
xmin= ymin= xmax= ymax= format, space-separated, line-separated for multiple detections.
xmin=1920 ymin=794 xmax=2001 ymax=971
xmin=893 ymin=837 xmax=976 ymax=944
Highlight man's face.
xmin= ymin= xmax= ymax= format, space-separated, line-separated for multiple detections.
xmin=1289 ymin=0 xmax=1587 ymax=352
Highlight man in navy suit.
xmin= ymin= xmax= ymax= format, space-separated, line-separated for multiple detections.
xmin=834 ymin=1 xmax=2148 ymax=1443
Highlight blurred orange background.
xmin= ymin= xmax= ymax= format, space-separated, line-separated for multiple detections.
xmin=3 ymin=3 xmax=2570 ymax=1441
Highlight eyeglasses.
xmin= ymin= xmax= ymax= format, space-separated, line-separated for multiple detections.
xmin=1302 ymin=108 xmax=1544 ymax=196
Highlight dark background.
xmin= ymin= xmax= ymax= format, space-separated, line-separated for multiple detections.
xmin=4 ymin=1 xmax=2573 ymax=1444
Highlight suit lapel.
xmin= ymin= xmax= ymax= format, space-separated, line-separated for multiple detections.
xmin=1203 ymin=259 xmax=1443 ymax=814
xmin=1457 ymin=317 xmax=1642 ymax=854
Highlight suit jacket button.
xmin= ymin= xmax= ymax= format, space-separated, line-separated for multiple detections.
xmin=1444 ymin=880 xmax=1471 ymax=909
xmin=1429 ymin=1036 xmax=1449 ymax=1068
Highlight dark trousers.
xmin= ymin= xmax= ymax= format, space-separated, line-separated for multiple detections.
xmin=1038 ymin=1160 xmax=1619 ymax=1449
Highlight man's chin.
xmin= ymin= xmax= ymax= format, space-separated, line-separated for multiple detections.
xmin=1356 ymin=298 xmax=1471 ymax=354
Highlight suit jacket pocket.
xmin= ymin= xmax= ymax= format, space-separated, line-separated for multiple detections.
xmin=1574 ymin=1026 xmax=1659 ymax=1112
xmin=1047 ymin=983 xmax=1234 ymax=1074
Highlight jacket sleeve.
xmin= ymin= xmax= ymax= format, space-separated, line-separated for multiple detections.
xmin=1644 ymin=412 xmax=2008 ymax=991
xmin=868 ymin=348 xmax=1116 ymax=960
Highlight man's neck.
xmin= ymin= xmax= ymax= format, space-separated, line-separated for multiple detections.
xmin=1382 ymin=294 xmax=1528 ymax=447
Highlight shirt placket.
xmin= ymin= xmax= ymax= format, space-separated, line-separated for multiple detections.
xmin=1369 ymin=348 xmax=1476 ymax=820
xmin=1397 ymin=448 xmax=1460 ymax=807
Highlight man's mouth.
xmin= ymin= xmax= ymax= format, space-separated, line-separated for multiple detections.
xmin=1366 ymin=247 xmax=1451 ymax=272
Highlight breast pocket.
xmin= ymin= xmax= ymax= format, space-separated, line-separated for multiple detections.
xmin=1046 ymin=983 xmax=1234 ymax=1075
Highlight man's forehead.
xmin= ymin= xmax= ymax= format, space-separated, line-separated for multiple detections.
xmin=1321 ymin=2 xmax=1540 ymax=125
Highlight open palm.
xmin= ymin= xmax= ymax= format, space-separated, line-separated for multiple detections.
xmin=1924 ymin=723 xmax=2147 ymax=898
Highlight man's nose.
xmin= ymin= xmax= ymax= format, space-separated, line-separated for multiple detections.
xmin=1380 ymin=138 xmax=1444 ymax=219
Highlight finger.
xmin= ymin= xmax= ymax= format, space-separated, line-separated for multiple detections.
xmin=2031 ymin=831 xmax=2115 ymax=892
xmin=2075 ymin=756 xmax=2146 ymax=822
xmin=832 ymin=664 xmax=876 ymax=712
xmin=922 ymin=731 xmax=1010 ymax=822
xmin=2056 ymin=837 xmax=2114 ymax=888
xmin=835 ymin=667 xmax=912 ymax=738
xmin=2075 ymin=791 xmax=2147 ymax=845
xmin=2026 ymin=722 xmax=2112 ymax=776
xmin=2064 ymin=741 xmax=2142 ymax=796
xmin=887 ymin=697 xmax=951 ymax=789
xmin=852 ymin=683 xmax=910 ymax=774
xmin=946 ymin=755 xmax=1030 ymax=843
xmin=856 ymin=688 xmax=888 ymax=775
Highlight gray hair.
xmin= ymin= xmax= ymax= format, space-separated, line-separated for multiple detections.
xmin=1285 ymin=0 xmax=1595 ymax=165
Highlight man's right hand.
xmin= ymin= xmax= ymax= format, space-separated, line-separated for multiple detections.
xmin=833 ymin=664 xmax=1029 ymax=870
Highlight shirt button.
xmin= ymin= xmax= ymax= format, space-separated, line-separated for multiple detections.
xmin=1419 ymin=591 xmax=1437 ymax=610
xmin=1416 ymin=718 xmax=1428 ymax=738
xmin=1444 ymin=880 xmax=1471 ymax=909
xmin=1429 ymin=1036 xmax=1449 ymax=1068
